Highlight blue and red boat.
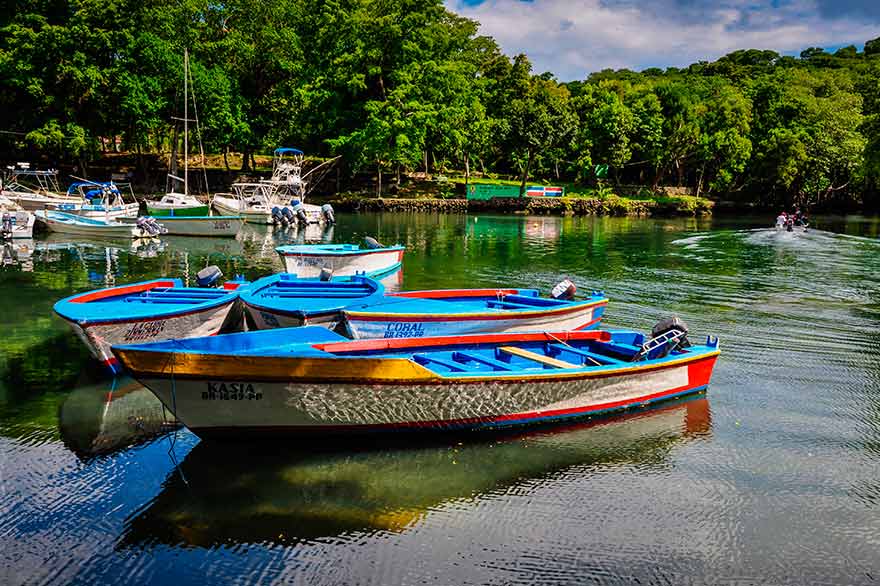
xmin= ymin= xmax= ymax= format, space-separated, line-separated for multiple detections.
xmin=55 ymin=271 xmax=247 ymax=374
xmin=111 ymin=324 xmax=720 ymax=439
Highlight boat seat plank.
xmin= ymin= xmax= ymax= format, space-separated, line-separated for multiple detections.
xmin=451 ymin=351 xmax=514 ymax=371
xmin=412 ymin=353 xmax=470 ymax=372
xmin=548 ymin=343 xmax=624 ymax=365
xmin=497 ymin=346 xmax=579 ymax=369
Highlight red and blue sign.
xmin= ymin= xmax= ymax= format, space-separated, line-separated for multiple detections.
xmin=526 ymin=186 xmax=564 ymax=197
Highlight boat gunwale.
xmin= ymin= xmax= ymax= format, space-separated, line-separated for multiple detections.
xmin=275 ymin=244 xmax=405 ymax=257
xmin=344 ymin=295 xmax=608 ymax=321
xmin=54 ymin=278 xmax=242 ymax=325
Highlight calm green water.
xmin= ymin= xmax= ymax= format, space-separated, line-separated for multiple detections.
xmin=2 ymin=213 xmax=880 ymax=585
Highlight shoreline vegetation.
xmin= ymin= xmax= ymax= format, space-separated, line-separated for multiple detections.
xmin=3 ymin=1 xmax=880 ymax=212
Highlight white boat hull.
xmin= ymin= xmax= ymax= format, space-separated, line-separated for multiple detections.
xmin=243 ymin=304 xmax=339 ymax=331
xmin=345 ymin=304 xmax=603 ymax=340
xmin=71 ymin=203 xmax=140 ymax=220
xmin=63 ymin=301 xmax=238 ymax=374
xmin=212 ymin=195 xmax=271 ymax=223
xmin=279 ymin=247 xmax=404 ymax=277
xmin=148 ymin=216 xmax=243 ymax=237
xmin=133 ymin=363 xmax=696 ymax=435
xmin=35 ymin=213 xmax=136 ymax=237
xmin=6 ymin=193 xmax=81 ymax=211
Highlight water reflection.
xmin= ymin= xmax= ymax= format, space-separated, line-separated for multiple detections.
xmin=59 ymin=377 xmax=179 ymax=459
xmin=120 ymin=396 xmax=710 ymax=549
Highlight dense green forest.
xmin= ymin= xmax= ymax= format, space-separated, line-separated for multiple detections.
xmin=2 ymin=0 xmax=880 ymax=208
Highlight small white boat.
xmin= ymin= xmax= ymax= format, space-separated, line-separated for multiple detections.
xmin=0 ymin=194 xmax=36 ymax=239
xmin=276 ymin=240 xmax=404 ymax=277
xmin=1 ymin=164 xmax=81 ymax=210
xmin=35 ymin=210 xmax=160 ymax=238
xmin=211 ymin=148 xmax=335 ymax=226
xmin=59 ymin=181 xmax=140 ymax=219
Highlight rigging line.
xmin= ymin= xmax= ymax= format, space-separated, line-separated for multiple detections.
xmin=185 ymin=53 xmax=211 ymax=200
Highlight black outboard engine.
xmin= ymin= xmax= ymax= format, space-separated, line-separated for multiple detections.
xmin=321 ymin=203 xmax=335 ymax=225
xmin=281 ymin=207 xmax=295 ymax=226
xmin=136 ymin=216 xmax=166 ymax=236
xmin=196 ymin=265 xmax=223 ymax=288
xmin=295 ymin=207 xmax=308 ymax=226
xmin=1 ymin=213 xmax=13 ymax=239
xmin=319 ymin=267 xmax=333 ymax=281
xmin=640 ymin=316 xmax=691 ymax=361
xmin=550 ymin=278 xmax=577 ymax=300
xmin=271 ymin=206 xmax=286 ymax=226
xmin=364 ymin=236 xmax=383 ymax=249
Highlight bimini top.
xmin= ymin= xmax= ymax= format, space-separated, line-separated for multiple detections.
xmin=275 ymin=243 xmax=406 ymax=256
xmin=274 ymin=148 xmax=304 ymax=156
xmin=54 ymin=278 xmax=245 ymax=325
xmin=112 ymin=325 xmax=721 ymax=383
xmin=239 ymin=273 xmax=386 ymax=317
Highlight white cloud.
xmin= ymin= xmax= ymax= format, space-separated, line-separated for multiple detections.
xmin=447 ymin=0 xmax=880 ymax=80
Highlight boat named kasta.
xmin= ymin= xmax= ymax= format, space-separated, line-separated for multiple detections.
xmin=112 ymin=325 xmax=720 ymax=439
xmin=276 ymin=242 xmax=405 ymax=278
xmin=55 ymin=272 xmax=247 ymax=374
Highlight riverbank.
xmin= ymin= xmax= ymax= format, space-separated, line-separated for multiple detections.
xmin=325 ymin=193 xmax=714 ymax=216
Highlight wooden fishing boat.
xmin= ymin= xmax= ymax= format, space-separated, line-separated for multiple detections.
xmin=55 ymin=274 xmax=248 ymax=374
xmin=276 ymin=242 xmax=405 ymax=277
xmin=34 ymin=210 xmax=142 ymax=237
xmin=111 ymin=325 xmax=720 ymax=439
xmin=343 ymin=287 xmax=608 ymax=339
xmin=240 ymin=273 xmax=386 ymax=330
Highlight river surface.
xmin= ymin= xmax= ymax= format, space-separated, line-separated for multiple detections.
xmin=1 ymin=213 xmax=879 ymax=585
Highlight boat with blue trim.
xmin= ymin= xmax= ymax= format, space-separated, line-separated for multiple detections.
xmin=55 ymin=268 xmax=248 ymax=374
xmin=342 ymin=286 xmax=608 ymax=339
xmin=276 ymin=240 xmax=404 ymax=278
xmin=240 ymin=273 xmax=386 ymax=330
xmin=111 ymin=323 xmax=720 ymax=439
xmin=34 ymin=210 xmax=146 ymax=237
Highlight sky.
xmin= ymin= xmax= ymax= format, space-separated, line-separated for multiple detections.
xmin=446 ymin=0 xmax=880 ymax=80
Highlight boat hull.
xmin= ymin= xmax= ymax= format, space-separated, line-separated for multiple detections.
xmin=212 ymin=195 xmax=270 ymax=224
xmin=7 ymin=193 xmax=81 ymax=211
xmin=35 ymin=212 xmax=136 ymax=237
xmin=147 ymin=204 xmax=210 ymax=217
xmin=344 ymin=302 xmax=605 ymax=339
xmin=125 ymin=353 xmax=717 ymax=438
xmin=147 ymin=216 xmax=242 ymax=237
xmin=61 ymin=300 xmax=239 ymax=375
xmin=72 ymin=203 xmax=140 ymax=220
xmin=0 ymin=211 xmax=35 ymax=239
xmin=279 ymin=247 xmax=404 ymax=278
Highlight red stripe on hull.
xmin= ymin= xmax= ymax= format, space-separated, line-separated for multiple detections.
xmin=70 ymin=280 xmax=177 ymax=303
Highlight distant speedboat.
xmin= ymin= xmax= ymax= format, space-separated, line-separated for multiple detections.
xmin=275 ymin=240 xmax=404 ymax=278
xmin=35 ymin=210 xmax=166 ymax=238
xmin=55 ymin=269 xmax=248 ymax=374
xmin=0 ymin=194 xmax=35 ymax=239
xmin=112 ymin=324 xmax=721 ymax=439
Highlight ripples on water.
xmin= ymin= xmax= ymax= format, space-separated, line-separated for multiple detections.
xmin=1 ymin=214 xmax=879 ymax=585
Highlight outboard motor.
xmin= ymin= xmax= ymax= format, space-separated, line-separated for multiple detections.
xmin=280 ymin=206 xmax=295 ymax=226
xmin=321 ymin=203 xmax=336 ymax=225
xmin=638 ymin=316 xmax=691 ymax=361
xmin=364 ymin=236 xmax=383 ymax=249
xmin=0 ymin=213 xmax=13 ymax=239
xmin=550 ymin=278 xmax=577 ymax=300
xmin=196 ymin=265 xmax=223 ymax=288
xmin=136 ymin=216 xmax=167 ymax=237
xmin=295 ymin=207 xmax=308 ymax=226
xmin=290 ymin=198 xmax=301 ymax=208
xmin=271 ymin=206 xmax=286 ymax=226
xmin=319 ymin=267 xmax=333 ymax=281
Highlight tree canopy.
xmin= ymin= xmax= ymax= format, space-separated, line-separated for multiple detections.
xmin=1 ymin=1 xmax=879 ymax=208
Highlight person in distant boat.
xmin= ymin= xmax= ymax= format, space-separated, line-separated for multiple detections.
xmin=775 ymin=211 xmax=787 ymax=229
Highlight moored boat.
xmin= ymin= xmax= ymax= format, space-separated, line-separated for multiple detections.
xmin=112 ymin=324 xmax=720 ymax=439
xmin=240 ymin=273 xmax=385 ymax=330
xmin=147 ymin=193 xmax=210 ymax=217
xmin=0 ymin=194 xmax=36 ymax=239
xmin=121 ymin=215 xmax=243 ymax=237
xmin=34 ymin=210 xmax=166 ymax=238
xmin=343 ymin=286 xmax=608 ymax=339
xmin=276 ymin=240 xmax=404 ymax=277
xmin=55 ymin=271 xmax=248 ymax=374
xmin=59 ymin=181 xmax=140 ymax=219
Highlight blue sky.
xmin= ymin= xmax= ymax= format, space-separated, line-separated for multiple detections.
xmin=446 ymin=0 xmax=880 ymax=80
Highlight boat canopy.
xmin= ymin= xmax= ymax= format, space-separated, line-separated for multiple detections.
xmin=275 ymin=148 xmax=304 ymax=155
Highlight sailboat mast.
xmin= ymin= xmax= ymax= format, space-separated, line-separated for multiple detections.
xmin=184 ymin=48 xmax=189 ymax=197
